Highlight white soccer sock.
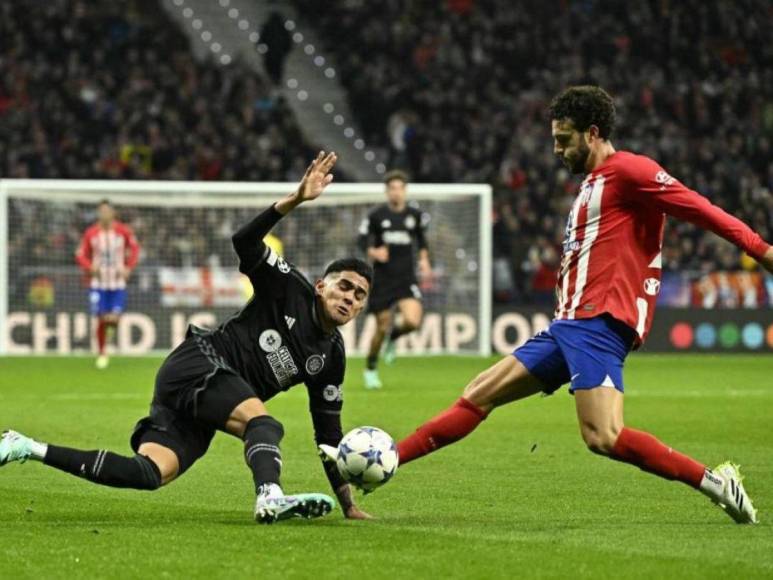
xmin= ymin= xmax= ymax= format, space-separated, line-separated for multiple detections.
xmin=29 ymin=440 xmax=48 ymax=461
xmin=698 ymin=469 xmax=725 ymax=500
xmin=258 ymin=482 xmax=283 ymax=498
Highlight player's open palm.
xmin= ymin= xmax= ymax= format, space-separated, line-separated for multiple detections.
xmin=297 ymin=151 xmax=337 ymax=203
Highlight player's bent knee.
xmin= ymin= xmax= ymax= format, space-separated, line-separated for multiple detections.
xmin=138 ymin=442 xmax=179 ymax=485
xmin=580 ymin=427 xmax=619 ymax=456
xmin=244 ymin=415 xmax=284 ymax=444
xmin=225 ymin=397 xmax=269 ymax=436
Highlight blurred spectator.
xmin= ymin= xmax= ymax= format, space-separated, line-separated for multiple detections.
xmin=0 ymin=0 xmax=314 ymax=181
xmin=293 ymin=0 xmax=773 ymax=301
xmin=2 ymin=0 xmax=772 ymax=304
xmin=260 ymin=11 xmax=293 ymax=86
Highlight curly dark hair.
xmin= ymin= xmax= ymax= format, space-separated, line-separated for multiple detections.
xmin=548 ymin=86 xmax=616 ymax=139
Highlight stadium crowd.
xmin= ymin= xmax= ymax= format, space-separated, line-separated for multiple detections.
xmin=294 ymin=0 xmax=773 ymax=301
xmin=2 ymin=0 xmax=771 ymax=304
xmin=0 ymin=0 xmax=313 ymax=182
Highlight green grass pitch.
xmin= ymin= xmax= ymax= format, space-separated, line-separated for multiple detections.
xmin=1 ymin=354 xmax=772 ymax=579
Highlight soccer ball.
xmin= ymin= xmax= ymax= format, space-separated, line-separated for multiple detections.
xmin=336 ymin=426 xmax=398 ymax=492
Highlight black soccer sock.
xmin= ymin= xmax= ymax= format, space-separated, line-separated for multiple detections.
xmin=366 ymin=354 xmax=378 ymax=370
xmin=44 ymin=445 xmax=162 ymax=490
xmin=243 ymin=416 xmax=284 ymax=492
xmin=389 ymin=326 xmax=409 ymax=342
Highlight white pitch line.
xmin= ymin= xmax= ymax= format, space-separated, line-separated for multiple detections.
xmin=625 ymin=389 xmax=771 ymax=398
xmin=46 ymin=393 xmax=147 ymax=401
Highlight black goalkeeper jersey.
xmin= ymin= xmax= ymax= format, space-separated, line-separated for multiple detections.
xmin=358 ymin=204 xmax=429 ymax=292
xmin=193 ymin=205 xmax=346 ymax=454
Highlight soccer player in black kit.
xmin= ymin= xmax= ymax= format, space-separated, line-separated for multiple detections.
xmin=0 ymin=152 xmax=376 ymax=523
xmin=359 ymin=170 xmax=431 ymax=389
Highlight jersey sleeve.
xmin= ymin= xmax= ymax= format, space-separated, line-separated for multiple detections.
xmin=622 ymin=156 xmax=770 ymax=260
xmin=232 ymin=205 xmax=292 ymax=295
xmin=358 ymin=209 xmax=383 ymax=252
xmin=415 ymin=208 xmax=430 ymax=251
xmin=306 ymin=344 xmax=347 ymax=492
xmin=75 ymin=229 xmax=93 ymax=270
xmin=121 ymin=225 xmax=141 ymax=269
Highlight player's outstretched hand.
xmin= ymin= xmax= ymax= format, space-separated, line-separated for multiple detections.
xmin=761 ymin=247 xmax=773 ymax=274
xmin=297 ymin=151 xmax=337 ymax=203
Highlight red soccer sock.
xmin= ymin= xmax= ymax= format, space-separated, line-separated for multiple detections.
xmin=610 ymin=427 xmax=705 ymax=488
xmin=397 ymin=398 xmax=488 ymax=465
xmin=96 ymin=318 xmax=107 ymax=355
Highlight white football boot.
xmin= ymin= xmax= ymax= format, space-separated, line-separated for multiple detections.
xmin=254 ymin=483 xmax=335 ymax=524
xmin=0 ymin=430 xmax=34 ymax=466
xmin=709 ymin=462 xmax=758 ymax=524
xmin=363 ymin=369 xmax=383 ymax=390
xmin=96 ymin=354 xmax=109 ymax=369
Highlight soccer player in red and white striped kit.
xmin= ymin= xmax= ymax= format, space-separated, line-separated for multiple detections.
xmin=396 ymin=86 xmax=773 ymax=523
xmin=75 ymin=199 xmax=140 ymax=369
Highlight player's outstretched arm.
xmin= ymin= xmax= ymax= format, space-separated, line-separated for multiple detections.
xmin=231 ymin=151 xmax=337 ymax=274
xmin=627 ymin=158 xmax=771 ymax=266
xmin=308 ymin=383 xmax=373 ymax=520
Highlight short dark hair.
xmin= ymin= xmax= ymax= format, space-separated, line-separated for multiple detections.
xmin=548 ymin=86 xmax=616 ymax=139
xmin=323 ymin=258 xmax=373 ymax=286
xmin=98 ymin=198 xmax=111 ymax=207
xmin=383 ymin=169 xmax=409 ymax=186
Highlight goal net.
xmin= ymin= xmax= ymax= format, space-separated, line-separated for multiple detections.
xmin=0 ymin=180 xmax=492 ymax=356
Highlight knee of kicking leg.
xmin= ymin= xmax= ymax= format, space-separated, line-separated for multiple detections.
xmin=580 ymin=424 xmax=620 ymax=456
xmin=462 ymin=371 xmax=497 ymax=413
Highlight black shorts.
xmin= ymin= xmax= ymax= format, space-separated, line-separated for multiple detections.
xmin=368 ymin=281 xmax=422 ymax=313
xmin=130 ymin=331 xmax=255 ymax=475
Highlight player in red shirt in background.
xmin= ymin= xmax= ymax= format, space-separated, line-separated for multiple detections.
xmin=75 ymin=200 xmax=140 ymax=369
xmin=394 ymin=86 xmax=773 ymax=524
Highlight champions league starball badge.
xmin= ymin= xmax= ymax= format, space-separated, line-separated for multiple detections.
xmin=258 ymin=329 xmax=282 ymax=352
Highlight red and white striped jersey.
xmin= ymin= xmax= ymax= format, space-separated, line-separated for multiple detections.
xmin=75 ymin=222 xmax=140 ymax=290
xmin=554 ymin=151 xmax=770 ymax=344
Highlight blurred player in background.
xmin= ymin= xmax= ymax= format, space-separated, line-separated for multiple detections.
xmin=396 ymin=86 xmax=773 ymax=524
xmin=358 ymin=170 xmax=431 ymax=389
xmin=75 ymin=200 xmax=140 ymax=369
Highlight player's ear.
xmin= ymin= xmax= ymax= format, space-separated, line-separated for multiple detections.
xmin=586 ymin=125 xmax=600 ymax=143
xmin=314 ymin=278 xmax=326 ymax=297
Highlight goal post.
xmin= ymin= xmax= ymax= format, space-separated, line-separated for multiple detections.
xmin=0 ymin=179 xmax=492 ymax=356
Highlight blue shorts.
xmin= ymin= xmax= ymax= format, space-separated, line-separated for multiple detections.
xmin=89 ymin=289 xmax=127 ymax=316
xmin=513 ymin=315 xmax=636 ymax=394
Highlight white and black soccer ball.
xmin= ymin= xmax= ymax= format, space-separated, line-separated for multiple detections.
xmin=336 ymin=426 xmax=398 ymax=492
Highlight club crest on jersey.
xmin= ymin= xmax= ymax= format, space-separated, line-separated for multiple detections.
xmin=259 ymin=329 xmax=282 ymax=352
xmin=277 ymin=257 xmax=291 ymax=274
xmin=404 ymin=215 xmax=416 ymax=229
xmin=305 ymin=354 xmax=325 ymax=375
xmin=381 ymin=219 xmax=391 ymax=229
xmin=655 ymin=171 xmax=675 ymax=186
xmin=643 ymin=278 xmax=661 ymax=296
xmin=322 ymin=384 xmax=343 ymax=402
